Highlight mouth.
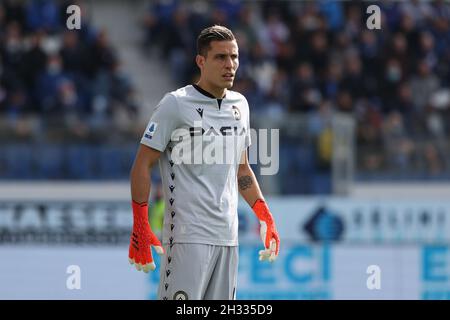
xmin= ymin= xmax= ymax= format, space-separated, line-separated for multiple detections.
xmin=222 ymin=73 xmax=234 ymax=81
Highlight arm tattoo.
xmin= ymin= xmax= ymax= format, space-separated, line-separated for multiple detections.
xmin=238 ymin=175 xmax=253 ymax=191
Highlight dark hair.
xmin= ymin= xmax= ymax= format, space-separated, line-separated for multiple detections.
xmin=197 ymin=25 xmax=235 ymax=57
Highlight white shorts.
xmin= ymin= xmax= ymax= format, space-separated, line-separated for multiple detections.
xmin=157 ymin=243 xmax=238 ymax=300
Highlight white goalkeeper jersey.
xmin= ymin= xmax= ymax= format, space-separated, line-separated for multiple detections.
xmin=141 ymin=85 xmax=251 ymax=246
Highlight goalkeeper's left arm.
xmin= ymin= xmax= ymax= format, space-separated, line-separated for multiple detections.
xmin=237 ymin=150 xmax=280 ymax=262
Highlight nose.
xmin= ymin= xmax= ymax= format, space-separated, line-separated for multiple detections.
xmin=224 ymin=56 xmax=233 ymax=69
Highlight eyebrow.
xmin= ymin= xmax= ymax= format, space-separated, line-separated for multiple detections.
xmin=214 ymin=53 xmax=239 ymax=58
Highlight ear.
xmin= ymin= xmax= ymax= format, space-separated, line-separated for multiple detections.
xmin=196 ymin=54 xmax=205 ymax=70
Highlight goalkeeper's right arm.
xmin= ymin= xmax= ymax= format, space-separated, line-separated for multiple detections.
xmin=129 ymin=144 xmax=164 ymax=273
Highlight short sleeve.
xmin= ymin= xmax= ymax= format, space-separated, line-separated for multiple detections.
xmin=140 ymin=93 xmax=179 ymax=152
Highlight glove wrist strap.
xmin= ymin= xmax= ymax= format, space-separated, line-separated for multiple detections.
xmin=132 ymin=200 xmax=151 ymax=226
xmin=252 ymin=199 xmax=273 ymax=224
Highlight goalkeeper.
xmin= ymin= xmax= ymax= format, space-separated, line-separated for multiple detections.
xmin=128 ymin=25 xmax=280 ymax=300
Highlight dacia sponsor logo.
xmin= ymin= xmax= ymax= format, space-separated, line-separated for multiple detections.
xmin=189 ymin=126 xmax=246 ymax=137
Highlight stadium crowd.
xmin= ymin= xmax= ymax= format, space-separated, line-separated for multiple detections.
xmin=0 ymin=0 xmax=138 ymax=142
xmin=142 ymin=0 xmax=450 ymax=179
xmin=1 ymin=0 xmax=449 ymax=186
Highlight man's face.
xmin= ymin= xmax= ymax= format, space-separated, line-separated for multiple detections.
xmin=197 ymin=40 xmax=239 ymax=91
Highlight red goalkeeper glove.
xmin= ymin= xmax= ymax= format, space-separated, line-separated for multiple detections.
xmin=252 ymin=199 xmax=280 ymax=262
xmin=128 ymin=200 xmax=164 ymax=273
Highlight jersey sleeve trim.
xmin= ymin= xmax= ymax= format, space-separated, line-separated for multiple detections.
xmin=140 ymin=140 xmax=166 ymax=152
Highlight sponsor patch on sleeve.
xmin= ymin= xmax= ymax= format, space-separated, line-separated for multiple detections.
xmin=144 ymin=122 xmax=158 ymax=140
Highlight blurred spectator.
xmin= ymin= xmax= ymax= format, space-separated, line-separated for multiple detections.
xmin=336 ymin=90 xmax=353 ymax=113
xmin=308 ymin=31 xmax=329 ymax=76
xmin=359 ymin=30 xmax=380 ymax=78
xmin=163 ymin=5 xmax=195 ymax=84
xmin=410 ymin=60 xmax=440 ymax=113
xmin=257 ymin=10 xmax=290 ymax=60
xmin=341 ymin=52 xmax=368 ymax=99
xmin=387 ymin=33 xmax=411 ymax=76
xmin=54 ymin=78 xmax=85 ymax=117
xmin=3 ymin=88 xmax=30 ymax=121
xmin=35 ymin=54 xmax=70 ymax=113
xmin=290 ymin=62 xmax=319 ymax=113
xmin=383 ymin=111 xmax=416 ymax=173
xmin=90 ymin=29 xmax=117 ymax=75
xmin=59 ymin=30 xmax=89 ymax=77
xmin=20 ymin=30 xmax=47 ymax=109
xmin=423 ymin=142 xmax=445 ymax=176
xmin=2 ymin=0 xmax=26 ymax=29
xmin=261 ymin=69 xmax=289 ymax=118
xmin=418 ymin=31 xmax=438 ymax=70
xmin=1 ymin=21 xmax=24 ymax=71
xmin=387 ymin=82 xmax=417 ymax=134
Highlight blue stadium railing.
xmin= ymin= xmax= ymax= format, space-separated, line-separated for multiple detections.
xmin=0 ymin=142 xmax=332 ymax=194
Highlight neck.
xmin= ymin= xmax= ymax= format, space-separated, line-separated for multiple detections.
xmin=196 ymin=80 xmax=226 ymax=99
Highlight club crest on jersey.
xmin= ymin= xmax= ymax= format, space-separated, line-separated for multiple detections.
xmin=232 ymin=105 xmax=241 ymax=120
xmin=144 ymin=122 xmax=158 ymax=139
xmin=173 ymin=290 xmax=188 ymax=300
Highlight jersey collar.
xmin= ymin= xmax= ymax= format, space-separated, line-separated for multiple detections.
xmin=192 ymin=84 xmax=226 ymax=99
